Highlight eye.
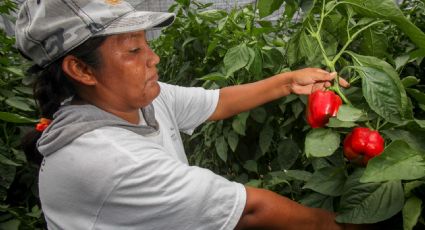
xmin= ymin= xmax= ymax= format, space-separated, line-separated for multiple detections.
xmin=129 ymin=47 xmax=141 ymax=53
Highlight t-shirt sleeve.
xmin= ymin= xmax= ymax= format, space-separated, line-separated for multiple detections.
xmin=157 ymin=82 xmax=219 ymax=134
xmin=96 ymin=140 xmax=246 ymax=230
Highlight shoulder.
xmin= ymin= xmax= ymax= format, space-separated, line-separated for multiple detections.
xmin=45 ymin=127 xmax=165 ymax=175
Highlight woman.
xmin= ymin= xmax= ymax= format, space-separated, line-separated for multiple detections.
xmin=17 ymin=0 xmax=359 ymax=229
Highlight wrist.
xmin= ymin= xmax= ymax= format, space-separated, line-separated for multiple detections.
xmin=274 ymin=72 xmax=293 ymax=96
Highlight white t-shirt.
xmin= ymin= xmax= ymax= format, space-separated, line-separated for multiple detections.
xmin=38 ymin=83 xmax=246 ymax=230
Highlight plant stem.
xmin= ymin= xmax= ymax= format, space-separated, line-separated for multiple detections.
xmin=330 ymin=20 xmax=386 ymax=67
xmin=376 ymin=117 xmax=381 ymax=131
xmin=365 ymin=121 xmax=374 ymax=130
xmin=309 ymin=1 xmax=386 ymax=106
xmin=2 ymin=124 xmax=9 ymax=146
xmin=308 ymin=1 xmax=350 ymax=105
xmin=377 ymin=121 xmax=389 ymax=131
xmin=251 ymin=0 xmax=258 ymax=36
xmin=329 ymin=82 xmax=351 ymax=105
xmin=349 ymin=76 xmax=361 ymax=84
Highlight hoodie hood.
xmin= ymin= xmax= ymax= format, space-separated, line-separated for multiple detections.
xmin=37 ymin=104 xmax=159 ymax=157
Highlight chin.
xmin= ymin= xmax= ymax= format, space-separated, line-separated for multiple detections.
xmin=151 ymin=82 xmax=161 ymax=98
xmin=140 ymin=84 xmax=160 ymax=107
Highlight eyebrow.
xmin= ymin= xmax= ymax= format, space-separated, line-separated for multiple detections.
xmin=118 ymin=31 xmax=146 ymax=43
xmin=125 ymin=31 xmax=145 ymax=39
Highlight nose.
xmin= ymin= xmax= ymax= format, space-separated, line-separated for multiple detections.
xmin=146 ymin=46 xmax=160 ymax=68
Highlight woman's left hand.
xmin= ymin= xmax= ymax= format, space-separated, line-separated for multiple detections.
xmin=286 ymin=68 xmax=350 ymax=95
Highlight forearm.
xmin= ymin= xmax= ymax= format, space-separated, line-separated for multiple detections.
xmin=208 ymin=72 xmax=292 ymax=121
xmin=236 ymin=187 xmax=344 ymax=230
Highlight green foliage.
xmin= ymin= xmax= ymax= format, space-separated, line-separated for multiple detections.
xmin=361 ymin=140 xmax=425 ymax=183
xmin=152 ymin=0 xmax=425 ymax=228
xmin=0 ymin=1 xmax=45 ymax=229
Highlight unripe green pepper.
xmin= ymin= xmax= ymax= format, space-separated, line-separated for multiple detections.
xmin=306 ymin=90 xmax=342 ymax=128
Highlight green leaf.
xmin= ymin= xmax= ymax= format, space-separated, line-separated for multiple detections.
xmin=227 ymin=130 xmax=239 ymax=152
xmin=198 ymin=9 xmax=226 ymax=20
xmin=223 ymin=44 xmax=251 ymax=76
xmin=0 ymin=219 xmax=20 ymax=230
xmin=217 ymin=16 xmax=228 ymax=31
xmin=404 ymin=181 xmax=425 ymax=197
xmin=175 ymin=0 xmax=190 ymax=7
xmin=206 ymin=39 xmax=219 ymax=58
xmin=303 ymin=167 xmax=346 ymax=196
xmin=247 ymin=47 xmax=263 ymax=79
xmin=0 ymin=154 xmax=21 ymax=167
xmin=337 ymin=105 xmax=364 ymax=121
xmin=14 ymin=86 xmax=33 ymax=95
xmin=299 ymin=193 xmax=334 ymax=212
xmin=401 ymin=76 xmax=420 ymax=88
xmin=357 ymin=67 xmax=409 ymax=124
xmin=0 ymin=165 xmax=16 ymax=201
xmin=402 ymin=196 xmax=422 ymax=230
xmin=264 ymin=172 xmax=291 ymax=188
xmin=257 ymin=0 xmax=284 ymax=18
xmin=277 ymin=139 xmax=300 ymax=170
xmin=245 ymin=179 xmax=262 ymax=188
xmin=395 ymin=55 xmax=410 ymax=71
xmin=259 ymin=121 xmax=274 ymax=154
xmin=348 ymin=53 xmax=412 ymax=124
xmin=342 ymin=0 xmax=425 ymax=49
xmin=299 ymin=31 xmax=321 ymax=65
xmin=243 ymin=160 xmax=258 ymax=173
xmin=336 ymin=169 xmax=404 ymax=224
xmin=0 ymin=112 xmax=37 ymax=123
xmin=382 ymin=129 xmax=425 ymax=152
xmin=359 ymin=28 xmax=388 ymax=58
xmin=305 ymin=128 xmax=340 ymax=158
xmin=291 ymin=100 xmax=304 ymax=118
xmin=406 ymin=88 xmax=425 ymax=104
xmin=250 ymin=107 xmax=267 ymax=123
xmin=282 ymin=0 xmax=299 ymax=20
xmin=5 ymin=97 xmax=33 ymax=112
xmin=327 ymin=117 xmax=357 ymax=128
xmin=261 ymin=47 xmax=285 ymax=70
xmin=284 ymin=170 xmax=312 ymax=182
xmin=215 ymin=136 xmax=228 ymax=162
xmin=416 ymin=120 xmax=425 ymax=128
xmin=232 ymin=112 xmax=250 ymax=136
xmin=0 ymin=66 xmax=24 ymax=78
xmin=360 ymin=140 xmax=425 ymax=183
xmin=27 ymin=205 xmax=43 ymax=218
xmin=199 ymin=72 xmax=227 ymax=81
xmin=181 ymin=37 xmax=196 ymax=50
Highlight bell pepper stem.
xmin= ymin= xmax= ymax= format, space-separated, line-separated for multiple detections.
xmin=365 ymin=121 xmax=374 ymax=130
xmin=329 ymin=80 xmax=351 ymax=106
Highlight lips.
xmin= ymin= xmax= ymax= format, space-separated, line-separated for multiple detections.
xmin=151 ymin=74 xmax=159 ymax=81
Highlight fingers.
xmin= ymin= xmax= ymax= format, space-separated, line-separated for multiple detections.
xmin=311 ymin=69 xmax=350 ymax=88
xmin=338 ymin=77 xmax=350 ymax=88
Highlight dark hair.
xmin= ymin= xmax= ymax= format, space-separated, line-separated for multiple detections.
xmin=21 ymin=36 xmax=107 ymax=165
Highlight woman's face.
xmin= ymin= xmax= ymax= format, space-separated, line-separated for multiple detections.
xmin=92 ymin=30 xmax=161 ymax=111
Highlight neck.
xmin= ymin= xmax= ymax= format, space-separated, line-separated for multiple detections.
xmin=71 ymin=97 xmax=140 ymax=124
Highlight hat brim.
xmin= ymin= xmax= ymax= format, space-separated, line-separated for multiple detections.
xmin=94 ymin=11 xmax=175 ymax=36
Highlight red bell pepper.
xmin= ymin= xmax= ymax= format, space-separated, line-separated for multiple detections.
xmin=35 ymin=118 xmax=51 ymax=132
xmin=306 ymin=90 xmax=342 ymax=128
xmin=343 ymin=127 xmax=385 ymax=165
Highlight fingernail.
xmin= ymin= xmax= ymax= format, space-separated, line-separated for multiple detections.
xmin=331 ymin=72 xmax=337 ymax=76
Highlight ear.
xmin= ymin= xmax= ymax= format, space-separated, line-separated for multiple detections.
xmin=62 ymin=55 xmax=97 ymax=86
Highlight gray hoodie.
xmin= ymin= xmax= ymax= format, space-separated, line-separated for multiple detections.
xmin=37 ymin=104 xmax=159 ymax=157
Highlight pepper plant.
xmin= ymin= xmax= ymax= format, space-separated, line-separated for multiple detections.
xmin=0 ymin=1 xmax=45 ymax=229
xmin=153 ymin=0 xmax=425 ymax=228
